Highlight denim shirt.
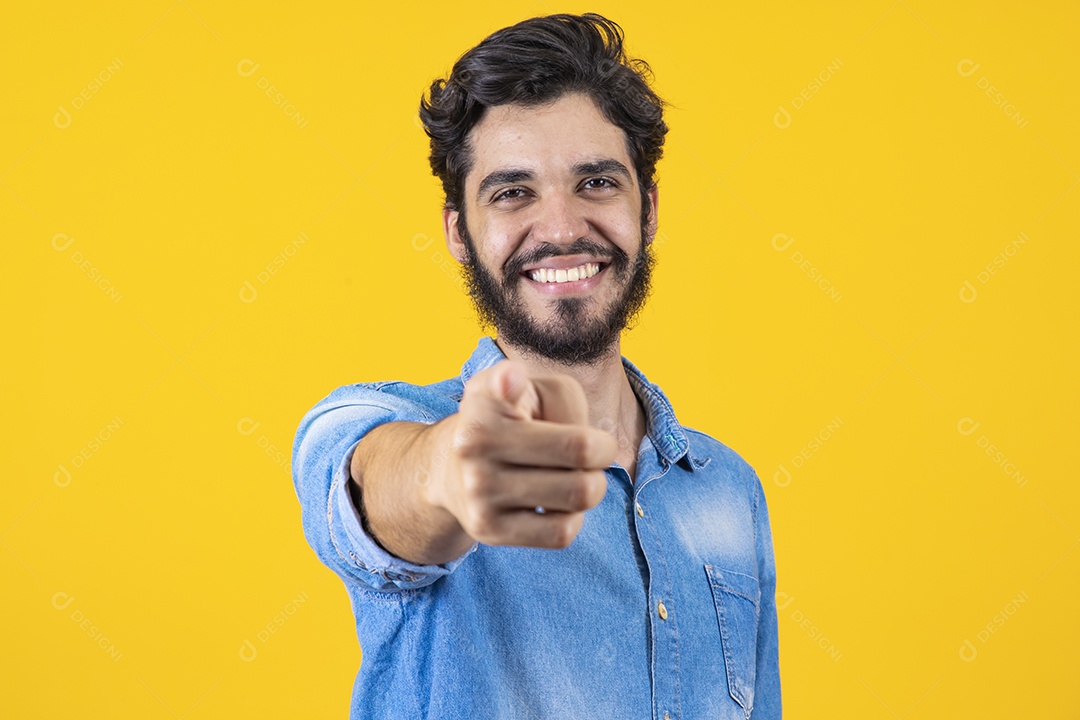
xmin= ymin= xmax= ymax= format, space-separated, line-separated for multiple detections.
xmin=292 ymin=337 xmax=781 ymax=719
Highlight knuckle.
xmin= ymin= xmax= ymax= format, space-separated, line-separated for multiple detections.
xmin=454 ymin=425 xmax=493 ymax=460
xmin=563 ymin=478 xmax=584 ymax=510
xmin=563 ymin=431 xmax=593 ymax=467
xmin=461 ymin=502 xmax=498 ymax=540
xmin=459 ymin=466 xmax=495 ymax=499
xmin=585 ymin=470 xmax=607 ymax=505
xmin=549 ymin=516 xmax=580 ymax=548
xmin=565 ymin=472 xmax=597 ymax=510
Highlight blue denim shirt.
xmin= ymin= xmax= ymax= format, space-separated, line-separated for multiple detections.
xmin=292 ymin=337 xmax=781 ymax=719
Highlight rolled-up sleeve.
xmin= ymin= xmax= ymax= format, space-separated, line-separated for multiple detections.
xmin=291 ymin=383 xmax=476 ymax=592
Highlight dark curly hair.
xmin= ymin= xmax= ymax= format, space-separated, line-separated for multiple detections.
xmin=419 ymin=13 xmax=668 ymax=216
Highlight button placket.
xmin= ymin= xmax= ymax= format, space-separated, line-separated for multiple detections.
xmin=631 ymin=454 xmax=681 ymax=720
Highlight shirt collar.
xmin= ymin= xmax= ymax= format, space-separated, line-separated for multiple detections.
xmin=460 ymin=336 xmax=707 ymax=471
xmin=460 ymin=335 xmax=509 ymax=386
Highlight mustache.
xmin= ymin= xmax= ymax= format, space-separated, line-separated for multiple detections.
xmin=502 ymin=238 xmax=627 ymax=281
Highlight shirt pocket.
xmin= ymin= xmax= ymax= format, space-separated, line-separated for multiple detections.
xmin=704 ymin=564 xmax=761 ymax=715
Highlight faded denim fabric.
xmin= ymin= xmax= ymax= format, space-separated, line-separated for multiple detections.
xmin=292 ymin=337 xmax=781 ymax=719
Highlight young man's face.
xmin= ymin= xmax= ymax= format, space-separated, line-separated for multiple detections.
xmin=443 ymin=92 xmax=659 ymax=366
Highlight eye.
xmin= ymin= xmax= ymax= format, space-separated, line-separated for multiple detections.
xmin=582 ymin=177 xmax=618 ymax=190
xmin=493 ymin=187 xmax=528 ymax=202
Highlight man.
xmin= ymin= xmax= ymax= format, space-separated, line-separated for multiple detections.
xmin=292 ymin=13 xmax=781 ymax=719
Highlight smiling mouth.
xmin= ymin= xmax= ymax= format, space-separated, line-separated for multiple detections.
xmin=521 ymin=262 xmax=606 ymax=284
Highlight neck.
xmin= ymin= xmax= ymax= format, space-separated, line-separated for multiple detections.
xmin=493 ymin=335 xmax=647 ymax=475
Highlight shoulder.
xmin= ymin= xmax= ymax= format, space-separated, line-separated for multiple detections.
xmin=300 ymin=376 xmax=464 ymax=426
xmin=679 ymin=425 xmax=773 ymax=527
xmin=681 ymin=425 xmax=760 ymax=487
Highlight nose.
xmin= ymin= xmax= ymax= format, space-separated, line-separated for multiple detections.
xmin=530 ymin=191 xmax=590 ymax=246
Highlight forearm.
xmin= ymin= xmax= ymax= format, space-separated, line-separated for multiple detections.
xmin=349 ymin=417 xmax=474 ymax=566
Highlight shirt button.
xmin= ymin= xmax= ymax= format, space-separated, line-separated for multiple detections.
xmin=664 ymin=713 xmax=672 ymax=720
xmin=657 ymin=600 xmax=668 ymax=620
xmin=635 ymin=502 xmax=644 ymax=518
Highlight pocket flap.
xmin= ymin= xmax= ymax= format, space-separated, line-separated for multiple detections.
xmin=706 ymin=565 xmax=760 ymax=606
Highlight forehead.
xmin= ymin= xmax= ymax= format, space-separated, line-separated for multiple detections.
xmin=465 ymin=93 xmax=634 ymax=186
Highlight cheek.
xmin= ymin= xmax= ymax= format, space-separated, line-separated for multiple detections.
xmin=476 ymin=218 xmax=528 ymax=265
xmin=594 ymin=209 xmax=641 ymax=249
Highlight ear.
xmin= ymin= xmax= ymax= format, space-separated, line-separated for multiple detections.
xmin=644 ymin=185 xmax=659 ymax=245
xmin=443 ymin=207 xmax=469 ymax=263
xmin=442 ymin=207 xmax=468 ymax=263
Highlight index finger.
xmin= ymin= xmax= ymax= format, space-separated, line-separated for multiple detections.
xmin=480 ymin=361 xmax=589 ymax=426
xmin=527 ymin=374 xmax=589 ymax=426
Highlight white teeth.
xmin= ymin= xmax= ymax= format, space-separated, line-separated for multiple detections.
xmin=528 ymin=262 xmax=601 ymax=284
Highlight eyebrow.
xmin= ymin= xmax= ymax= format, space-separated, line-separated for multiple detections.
xmin=475 ymin=159 xmax=634 ymax=201
xmin=573 ymin=159 xmax=633 ymax=182
xmin=477 ymin=169 xmax=534 ymax=201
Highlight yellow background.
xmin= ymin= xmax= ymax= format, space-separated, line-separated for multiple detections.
xmin=4 ymin=1 xmax=1078 ymax=717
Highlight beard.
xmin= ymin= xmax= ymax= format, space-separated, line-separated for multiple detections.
xmin=457 ymin=211 xmax=656 ymax=367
